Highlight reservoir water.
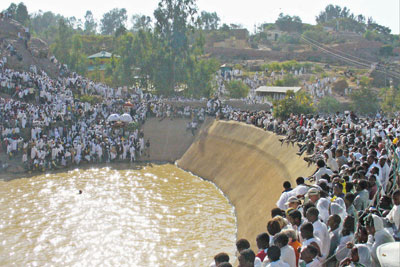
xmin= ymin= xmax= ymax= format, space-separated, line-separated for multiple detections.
xmin=0 ymin=164 xmax=236 ymax=266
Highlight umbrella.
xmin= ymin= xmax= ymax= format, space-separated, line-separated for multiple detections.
xmin=124 ymin=101 xmax=134 ymax=107
xmin=107 ymin=114 xmax=120 ymax=122
xmin=120 ymin=113 xmax=133 ymax=123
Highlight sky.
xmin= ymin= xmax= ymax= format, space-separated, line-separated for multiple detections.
xmin=1 ymin=0 xmax=399 ymax=34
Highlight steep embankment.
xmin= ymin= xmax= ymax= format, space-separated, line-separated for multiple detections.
xmin=177 ymin=120 xmax=314 ymax=249
xmin=142 ymin=117 xmax=213 ymax=162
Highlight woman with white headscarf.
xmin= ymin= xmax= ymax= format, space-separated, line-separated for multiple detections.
xmin=339 ymin=244 xmax=372 ymax=267
xmin=365 ymin=214 xmax=395 ymax=266
xmin=335 ymin=216 xmax=355 ymax=263
xmin=324 ymin=149 xmax=339 ymax=172
xmin=330 ymin=201 xmax=348 ymax=223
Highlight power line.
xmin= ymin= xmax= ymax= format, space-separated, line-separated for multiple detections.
xmin=302 ymin=34 xmax=400 ymax=77
xmin=300 ymin=35 xmax=400 ymax=80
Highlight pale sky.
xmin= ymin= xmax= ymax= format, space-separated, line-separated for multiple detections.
xmin=1 ymin=0 xmax=399 ymax=34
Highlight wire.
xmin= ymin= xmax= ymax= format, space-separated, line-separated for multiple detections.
xmin=301 ymin=35 xmax=400 ymax=80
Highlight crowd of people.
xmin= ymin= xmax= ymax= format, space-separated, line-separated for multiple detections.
xmin=0 ymin=61 xmax=208 ymax=173
xmin=1 ymin=37 xmax=398 ymax=266
xmin=210 ymin=111 xmax=399 ymax=267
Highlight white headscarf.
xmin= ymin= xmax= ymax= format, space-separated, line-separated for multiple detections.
xmin=330 ymin=202 xmax=347 ymax=222
xmin=355 ymin=244 xmax=372 ymax=267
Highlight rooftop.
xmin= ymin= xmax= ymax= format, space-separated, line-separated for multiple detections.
xmin=255 ymin=86 xmax=302 ymax=94
xmin=87 ymin=51 xmax=120 ymax=59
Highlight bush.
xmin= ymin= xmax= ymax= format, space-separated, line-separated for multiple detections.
xmin=225 ymin=80 xmax=249 ymax=98
xmin=78 ymin=94 xmax=103 ymax=105
xmin=350 ymin=87 xmax=380 ymax=115
xmin=313 ymin=65 xmax=324 ymax=73
xmin=333 ymin=79 xmax=348 ymax=94
xmin=379 ymin=45 xmax=393 ymax=57
xmin=277 ymin=34 xmax=300 ymax=44
xmin=302 ymin=27 xmax=333 ymax=43
xmin=273 ymin=90 xmax=314 ymax=119
xmin=317 ymin=97 xmax=343 ymax=114
xmin=274 ymin=74 xmax=299 ymax=86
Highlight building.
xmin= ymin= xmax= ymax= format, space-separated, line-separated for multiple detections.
xmin=263 ymin=30 xmax=284 ymax=41
xmin=255 ymin=86 xmax=302 ymax=100
xmin=87 ymin=51 xmax=120 ymax=71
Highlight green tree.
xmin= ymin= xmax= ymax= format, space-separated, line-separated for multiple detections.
xmin=273 ymin=90 xmax=314 ymax=119
xmin=317 ymin=96 xmax=342 ymax=113
xmin=379 ymin=45 xmax=393 ymax=57
xmin=316 ymin=5 xmax=347 ymax=24
xmin=68 ymin=35 xmax=88 ymax=74
xmin=187 ymin=57 xmax=219 ymax=97
xmin=15 ymin=2 xmax=29 ymax=25
xmin=130 ymin=14 xmax=152 ymax=32
xmin=84 ymin=10 xmax=97 ymax=35
xmin=225 ymin=80 xmax=249 ymax=98
xmin=333 ymin=79 xmax=348 ymax=94
xmin=380 ymin=86 xmax=400 ymax=114
xmin=273 ymin=74 xmax=299 ymax=86
xmin=275 ymin=13 xmax=302 ymax=32
xmin=112 ymin=32 xmax=136 ymax=86
xmin=51 ymin=18 xmax=73 ymax=65
xmin=5 ymin=3 xmax=17 ymax=18
xmin=302 ymin=26 xmax=332 ymax=43
xmin=30 ymin=11 xmax=61 ymax=43
xmin=153 ymin=0 xmax=198 ymax=94
xmin=197 ymin=11 xmax=220 ymax=30
xmin=350 ymin=87 xmax=379 ymax=115
xmin=100 ymin=8 xmax=127 ymax=35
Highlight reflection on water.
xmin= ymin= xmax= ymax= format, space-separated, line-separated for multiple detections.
xmin=0 ymin=164 xmax=236 ymax=266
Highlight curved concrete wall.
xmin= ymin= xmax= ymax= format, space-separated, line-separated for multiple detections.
xmin=177 ymin=120 xmax=313 ymax=249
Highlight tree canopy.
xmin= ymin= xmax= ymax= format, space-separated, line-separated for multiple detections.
xmin=100 ymin=8 xmax=127 ymax=35
xmin=275 ymin=13 xmax=302 ymax=33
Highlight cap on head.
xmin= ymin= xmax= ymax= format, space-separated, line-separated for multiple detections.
xmin=308 ymin=188 xmax=320 ymax=196
xmin=285 ymin=196 xmax=299 ymax=206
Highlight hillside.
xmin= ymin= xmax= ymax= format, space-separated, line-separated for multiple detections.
xmin=0 ymin=18 xmax=59 ymax=78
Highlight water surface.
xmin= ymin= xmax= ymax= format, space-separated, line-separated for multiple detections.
xmin=0 ymin=164 xmax=236 ymax=266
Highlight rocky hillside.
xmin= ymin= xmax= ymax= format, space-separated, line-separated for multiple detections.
xmin=0 ymin=18 xmax=59 ymax=78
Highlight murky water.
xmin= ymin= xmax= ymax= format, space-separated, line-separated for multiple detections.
xmin=0 ymin=164 xmax=236 ymax=266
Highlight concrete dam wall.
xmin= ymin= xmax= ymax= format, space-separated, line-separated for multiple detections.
xmin=177 ymin=120 xmax=314 ymax=249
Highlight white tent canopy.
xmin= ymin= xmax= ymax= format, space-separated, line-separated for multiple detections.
xmin=107 ymin=114 xmax=120 ymax=122
xmin=120 ymin=113 xmax=133 ymax=123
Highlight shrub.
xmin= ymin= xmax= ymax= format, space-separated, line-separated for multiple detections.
xmin=317 ymin=97 xmax=343 ymax=114
xmin=274 ymin=74 xmax=299 ymax=86
xmin=78 ymin=94 xmax=103 ymax=105
xmin=273 ymin=90 xmax=314 ymax=119
xmin=333 ymin=79 xmax=348 ymax=94
xmin=225 ymin=80 xmax=250 ymax=98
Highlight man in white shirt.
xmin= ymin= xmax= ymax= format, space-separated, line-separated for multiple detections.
xmin=263 ymin=246 xmax=289 ymax=267
xmin=273 ymin=234 xmax=296 ymax=267
xmin=378 ymin=156 xmax=391 ymax=191
xmin=299 ymin=246 xmax=320 ymax=267
xmin=313 ymin=159 xmax=333 ymax=184
xmin=305 ymin=207 xmax=330 ymax=261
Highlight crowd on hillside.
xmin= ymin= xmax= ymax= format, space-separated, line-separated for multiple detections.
xmin=210 ymin=111 xmax=399 ymax=267
xmin=0 ymin=61 xmax=207 ymax=172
